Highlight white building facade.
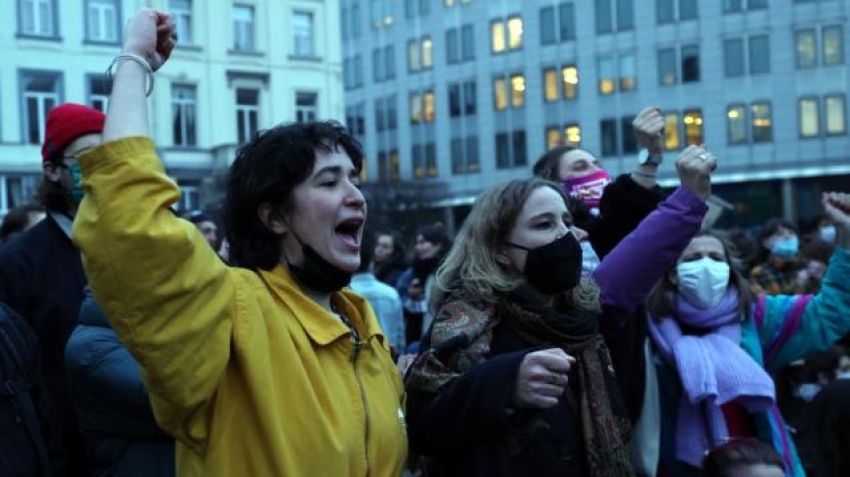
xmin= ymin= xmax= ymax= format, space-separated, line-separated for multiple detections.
xmin=343 ymin=0 xmax=850 ymax=230
xmin=0 ymin=0 xmax=343 ymax=215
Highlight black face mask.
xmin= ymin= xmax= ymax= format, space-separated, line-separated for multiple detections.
xmin=507 ymin=233 xmax=583 ymax=295
xmin=282 ymin=221 xmax=353 ymax=293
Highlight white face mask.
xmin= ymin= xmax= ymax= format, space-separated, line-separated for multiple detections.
xmin=676 ymin=257 xmax=730 ymax=309
xmin=820 ymin=225 xmax=837 ymax=244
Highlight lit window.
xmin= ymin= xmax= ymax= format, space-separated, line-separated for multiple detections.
xmin=825 ymin=95 xmax=846 ymax=135
xmin=491 ymin=21 xmax=505 ymax=53
xmin=407 ymin=40 xmax=421 ymax=71
xmin=799 ymin=98 xmax=819 ymax=137
xmin=493 ymin=77 xmax=508 ymax=110
xmin=751 ymin=102 xmax=772 ymax=142
xmin=683 ymin=109 xmax=703 ymax=145
xmin=823 ymin=26 xmax=844 ymax=66
xmin=421 ymin=37 xmax=433 ymax=68
xmin=565 ymin=123 xmax=581 ymax=146
xmin=619 ymin=53 xmax=636 ymax=91
xmin=546 ymin=127 xmax=561 ymax=149
xmin=562 ymin=65 xmax=578 ymax=99
xmin=543 ymin=68 xmax=558 ymax=102
xmin=664 ymin=112 xmax=680 ymax=150
xmin=795 ymin=30 xmax=817 ymax=68
xmin=423 ymin=90 xmax=435 ymax=122
xmin=510 ymin=73 xmax=525 ymax=108
xmin=727 ymin=105 xmax=747 ymax=144
xmin=410 ymin=93 xmax=422 ymax=123
xmin=507 ymin=16 xmax=523 ymax=50
xmin=598 ymin=56 xmax=615 ymax=95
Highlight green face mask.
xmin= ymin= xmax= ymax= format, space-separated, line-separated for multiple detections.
xmin=66 ymin=163 xmax=85 ymax=206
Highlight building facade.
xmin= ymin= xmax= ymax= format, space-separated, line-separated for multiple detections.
xmin=342 ymin=0 xmax=850 ymax=231
xmin=0 ymin=0 xmax=343 ymax=216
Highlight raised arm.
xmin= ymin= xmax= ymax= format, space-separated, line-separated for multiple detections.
xmin=593 ymin=145 xmax=714 ymax=315
xmin=72 ymin=9 xmax=234 ymax=446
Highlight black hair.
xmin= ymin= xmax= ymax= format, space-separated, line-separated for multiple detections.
xmin=224 ymin=121 xmax=363 ymax=270
xmin=0 ymin=202 xmax=44 ymax=243
xmin=358 ymin=233 xmax=375 ymax=273
xmin=532 ymin=145 xmax=577 ymax=182
xmin=701 ymin=438 xmax=784 ymax=477
xmin=35 ymin=156 xmax=74 ymax=215
xmin=416 ymin=223 xmax=452 ymax=257
xmin=755 ymin=218 xmax=798 ymax=263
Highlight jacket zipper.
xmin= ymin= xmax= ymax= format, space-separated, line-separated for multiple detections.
xmin=350 ymin=336 xmax=372 ymax=477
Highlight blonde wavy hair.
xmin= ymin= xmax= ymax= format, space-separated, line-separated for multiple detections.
xmin=435 ymin=177 xmax=600 ymax=311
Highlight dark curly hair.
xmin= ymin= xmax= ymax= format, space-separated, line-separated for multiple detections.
xmin=224 ymin=121 xmax=363 ymax=270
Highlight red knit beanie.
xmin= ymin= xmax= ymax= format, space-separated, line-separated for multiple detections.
xmin=40 ymin=103 xmax=106 ymax=165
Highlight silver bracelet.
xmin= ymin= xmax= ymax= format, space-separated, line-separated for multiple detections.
xmin=105 ymin=53 xmax=154 ymax=97
xmin=631 ymin=169 xmax=657 ymax=179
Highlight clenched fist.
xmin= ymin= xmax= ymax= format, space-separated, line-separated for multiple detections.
xmin=633 ymin=107 xmax=665 ymax=154
xmin=512 ymin=348 xmax=575 ymax=410
xmin=675 ymin=145 xmax=717 ymax=202
xmin=823 ymin=192 xmax=850 ymax=248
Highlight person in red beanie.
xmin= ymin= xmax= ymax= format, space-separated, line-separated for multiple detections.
xmin=0 ymin=102 xmax=105 ymax=476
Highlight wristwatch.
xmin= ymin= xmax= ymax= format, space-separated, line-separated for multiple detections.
xmin=638 ymin=148 xmax=664 ymax=166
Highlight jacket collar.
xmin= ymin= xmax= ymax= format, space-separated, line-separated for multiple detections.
xmin=259 ymin=264 xmax=386 ymax=347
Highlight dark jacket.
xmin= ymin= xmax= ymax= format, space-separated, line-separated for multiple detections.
xmin=64 ymin=290 xmax=175 ymax=477
xmin=0 ymin=212 xmax=88 ymax=473
xmin=406 ymin=187 xmax=707 ymax=476
xmin=0 ymin=302 xmax=63 ymax=476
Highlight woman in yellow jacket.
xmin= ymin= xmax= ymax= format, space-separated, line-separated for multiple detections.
xmin=72 ymin=9 xmax=407 ymax=476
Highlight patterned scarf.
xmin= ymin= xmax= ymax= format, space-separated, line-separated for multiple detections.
xmin=406 ymin=288 xmax=634 ymax=476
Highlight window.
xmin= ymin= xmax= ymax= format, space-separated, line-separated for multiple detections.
xmin=375 ymin=98 xmax=386 ymax=131
xmin=681 ymin=45 xmax=700 ymax=82
xmin=171 ymin=0 xmax=193 ymax=45
xmin=495 ymin=130 xmax=526 ymax=169
xmin=233 ymin=4 xmax=255 ymax=51
xmin=620 ymin=115 xmax=638 ymax=154
xmin=726 ymin=105 xmax=747 ymax=144
xmin=346 ymin=103 xmax=366 ymax=136
xmin=410 ymin=92 xmax=422 ymax=123
xmin=493 ymin=77 xmax=508 ymax=110
xmin=510 ymin=73 xmax=525 ymax=108
xmin=449 ymin=80 xmax=476 ymax=117
xmin=724 ymin=39 xmax=745 ymax=77
xmin=378 ymin=149 xmax=400 ymax=181
xmin=405 ymin=0 xmax=429 ymax=18
xmin=373 ymin=48 xmax=385 ymax=81
xmin=177 ymin=182 xmax=199 ymax=213
xmin=823 ymin=26 xmax=844 ymax=66
xmin=87 ymin=75 xmax=109 ymax=112
xmin=600 ymin=119 xmax=618 ymax=156
xmin=384 ymin=45 xmax=395 ymax=79
xmin=748 ymin=35 xmax=770 ymax=74
xmin=796 ymin=29 xmax=817 ymax=68
xmin=407 ymin=40 xmax=421 ymax=71
xmin=598 ymin=54 xmax=633 ymax=94
xmin=461 ymin=25 xmax=475 ymax=60
xmin=663 ymin=112 xmax=680 ymax=150
xmin=451 ymin=136 xmax=480 ymax=174
xmin=171 ymin=84 xmax=197 ymax=147
xmin=353 ymin=55 xmax=363 ymax=88
xmin=683 ymin=109 xmax=703 ymax=145
xmin=562 ymin=65 xmax=578 ymax=99
xmin=0 ymin=175 xmax=40 ymax=214
xmin=295 ymin=92 xmax=317 ymax=123
xmin=21 ymin=71 xmax=61 ymax=144
xmin=387 ymin=94 xmax=398 ymax=129
xmin=565 ymin=124 xmax=581 ymax=145
xmin=412 ymin=144 xmax=425 ymax=178
xmin=751 ymin=101 xmax=772 ymax=142
xmin=293 ymin=11 xmax=315 ymax=57
xmin=543 ymin=68 xmax=558 ymax=102
xmin=236 ymin=88 xmax=259 ymax=144
xmin=18 ymin=0 xmax=56 ymax=37
xmin=86 ymin=0 xmax=119 ymax=42
xmin=658 ymin=48 xmax=676 ymax=85
xmin=595 ymin=0 xmax=633 ymax=34
xmin=351 ymin=3 xmax=362 ymax=38
xmin=724 ymin=0 xmax=766 ymax=12
xmin=491 ymin=16 xmax=523 ymax=53
xmin=799 ymin=97 xmax=820 ymax=138
xmin=545 ymin=123 xmax=582 ymax=149
xmin=540 ymin=3 xmax=575 ymax=45
xmin=423 ymin=90 xmax=435 ymax=122
xmin=657 ymin=0 xmax=696 ymax=23
xmin=825 ymin=95 xmax=846 ymax=135
xmin=421 ymin=36 xmax=433 ymax=69
xmin=370 ymin=0 xmax=394 ymax=28
xmin=447 ymin=28 xmax=460 ymax=64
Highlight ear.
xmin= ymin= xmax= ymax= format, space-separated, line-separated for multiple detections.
xmin=667 ymin=267 xmax=678 ymax=286
xmin=495 ymin=246 xmax=511 ymax=266
xmin=43 ymin=163 xmax=61 ymax=182
xmin=257 ymin=203 xmax=288 ymax=235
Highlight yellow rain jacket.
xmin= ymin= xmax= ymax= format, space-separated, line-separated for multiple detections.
xmin=73 ymin=138 xmax=408 ymax=476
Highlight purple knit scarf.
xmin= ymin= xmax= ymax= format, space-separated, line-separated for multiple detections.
xmin=648 ymin=290 xmax=775 ymax=467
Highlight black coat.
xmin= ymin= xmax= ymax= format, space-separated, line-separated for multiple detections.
xmin=65 ymin=291 xmax=175 ymax=477
xmin=0 ymin=214 xmax=88 ymax=473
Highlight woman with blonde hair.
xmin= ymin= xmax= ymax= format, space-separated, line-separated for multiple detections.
xmin=405 ymin=148 xmax=715 ymax=475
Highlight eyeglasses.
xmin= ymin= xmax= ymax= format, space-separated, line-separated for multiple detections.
xmin=60 ymin=148 xmax=94 ymax=162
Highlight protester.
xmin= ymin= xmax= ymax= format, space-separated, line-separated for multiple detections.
xmin=72 ymin=8 xmax=405 ymax=476
xmin=795 ymin=378 xmax=850 ymax=477
xmin=701 ymin=438 xmax=785 ymax=477
xmin=533 ymin=106 xmax=668 ymax=275
xmin=187 ymin=210 xmax=218 ymax=249
xmin=396 ymin=224 xmax=451 ymax=346
xmin=405 ymin=145 xmax=714 ymax=475
xmin=0 ymin=102 xmax=104 ymax=475
xmin=749 ymin=219 xmax=820 ymax=295
xmin=0 ymin=202 xmax=45 ymax=243
xmin=645 ymin=193 xmax=850 ymax=475
xmin=351 ymin=235 xmax=406 ymax=354
xmin=372 ymin=230 xmax=408 ymax=287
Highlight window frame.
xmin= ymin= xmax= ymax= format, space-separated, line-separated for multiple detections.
xmin=19 ymin=69 xmax=63 ymax=145
xmin=84 ymin=0 xmax=120 ymax=44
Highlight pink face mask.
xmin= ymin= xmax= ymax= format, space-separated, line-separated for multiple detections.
xmin=562 ymin=169 xmax=612 ymax=209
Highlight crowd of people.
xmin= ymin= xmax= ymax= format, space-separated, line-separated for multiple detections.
xmin=2 ymin=8 xmax=850 ymax=477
